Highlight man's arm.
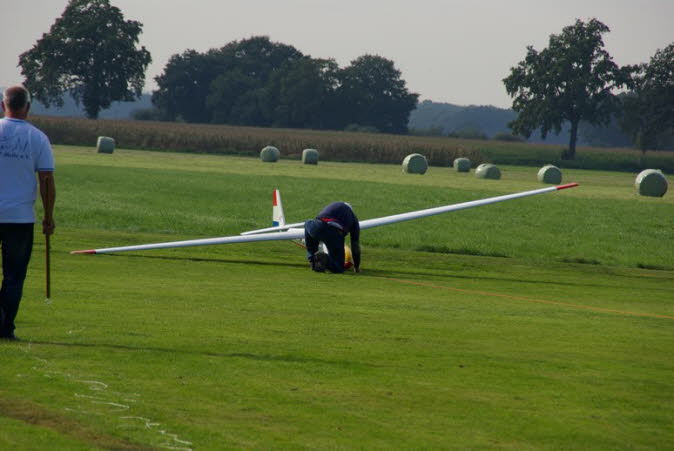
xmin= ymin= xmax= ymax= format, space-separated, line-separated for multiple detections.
xmin=350 ymin=220 xmax=361 ymax=272
xmin=38 ymin=171 xmax=55 ymax=235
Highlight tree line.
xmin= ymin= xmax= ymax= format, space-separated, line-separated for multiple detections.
xmin=150 ymin=36 xmax=419 ymax=133
xmin=16 ymin=1 xmax=673 ymax=158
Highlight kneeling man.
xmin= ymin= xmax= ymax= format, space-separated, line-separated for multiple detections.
xmin=304 ymin=202 xmax=360 ymax=273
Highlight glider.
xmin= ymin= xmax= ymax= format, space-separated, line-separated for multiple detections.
xmin=71 ymin=183 xmax=578 ymax=255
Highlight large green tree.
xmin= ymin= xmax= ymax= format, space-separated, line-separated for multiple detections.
xmin=503 ymin=18 xmax=629 ymax=159
xmin=207 ymin=36 xmax=305 ymax=125
xmin=621 ymin=43 xmax=674 ymax=152
xmin=19 ymin=0 xmax=151 ymax=119
xmin=153 ymin=49 xmax=227 ymax=123
xmin=264 ymin=58 xmax=341 ymax=129
xmin=337 ymin=55 xmax=419 ymax=134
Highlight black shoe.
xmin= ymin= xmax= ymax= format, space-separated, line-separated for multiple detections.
xmin=311 ymin=252 xmax=329 ymax=272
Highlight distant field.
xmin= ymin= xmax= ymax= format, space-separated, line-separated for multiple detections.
xmin=31 ymin=115 xmax=674 ymax=173
xmin=1 ymin=146 xmax=672 ymax=449
xmin=57 ymin=145 xmax=672 ymax=269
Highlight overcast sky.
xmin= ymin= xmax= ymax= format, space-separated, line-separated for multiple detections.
xmin=2 ymin=0 xmax=672 ymax=108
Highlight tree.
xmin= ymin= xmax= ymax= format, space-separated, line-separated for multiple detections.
xmin=154 ymin=36 xmax=304 ymax=125
xmin=153 ymin=49 xmax=226 ymax=123
xmin=264 ymin=58 xmax=341 ymax=129
xmin=337 ymin=55 xmax=419 ymax=133
xmin=503 ymin=18 xmax=629 ymax=159
xmin=206 ymin=36 xmax=305 ymax=125
xmin=621 ymin=43 xmax=674 ymax=152
xmin=19 ymin=0 xmax=151 ymax=119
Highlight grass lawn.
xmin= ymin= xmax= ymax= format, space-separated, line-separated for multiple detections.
xmin=1 ymin=146 xmax=672 ymax=449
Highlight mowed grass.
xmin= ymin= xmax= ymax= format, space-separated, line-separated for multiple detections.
xmin=1 ymin=145 xmax=673 ymax=449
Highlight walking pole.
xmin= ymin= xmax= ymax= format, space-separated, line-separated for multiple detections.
xmin=45 ymin=179 xmax=51 ymax=303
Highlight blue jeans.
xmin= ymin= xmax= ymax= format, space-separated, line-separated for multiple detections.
xmin=304 ymin=219 xmax=345 ymax=273
xmin=0 ymin=223 xmax=34 ymax=337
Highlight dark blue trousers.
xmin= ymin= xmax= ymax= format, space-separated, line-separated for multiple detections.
xmin=0 ymin=223 xmax=34 ymax=337
xmin=304 ymin=219 xmax=345 ymax=273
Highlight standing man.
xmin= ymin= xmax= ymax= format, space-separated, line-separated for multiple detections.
xmin=0 ymin=85 xmax=55 ymax=341
xmin=305 ymin=202 xmax=360 ymax=273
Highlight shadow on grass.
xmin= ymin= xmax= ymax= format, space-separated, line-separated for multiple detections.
xmin=94 ymin=251 xmax=668 ymax=291
xmin=362 ymin=268 xmax=659 ymax=292
xmin=27 ymin=340 xmax=386 ymax=369
xmin=100 ymin=252 xmax=307 ymax=269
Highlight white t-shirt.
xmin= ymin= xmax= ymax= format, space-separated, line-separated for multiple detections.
xmin=0 ymin=118 xmax=55 ymax=223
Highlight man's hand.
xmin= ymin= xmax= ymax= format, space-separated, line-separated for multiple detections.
xmin=42 ymin=218 xmax=55 ymax=235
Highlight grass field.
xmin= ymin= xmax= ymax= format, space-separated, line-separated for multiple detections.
xmin=1 ymin=146 xmax=673 ymax=449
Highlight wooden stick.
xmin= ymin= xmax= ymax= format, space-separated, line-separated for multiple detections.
xmin=45 ymin=180 xmax=51 ymax=300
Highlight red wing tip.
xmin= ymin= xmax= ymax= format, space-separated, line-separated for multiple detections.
xmin=556 ymin=183 xmax=579 ymax=190
xmin=70 ymin=249 xmax=97 ymax=254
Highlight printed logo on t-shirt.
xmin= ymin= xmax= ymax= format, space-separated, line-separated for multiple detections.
xmin=0 ymin=134 xmax=31 ymax=160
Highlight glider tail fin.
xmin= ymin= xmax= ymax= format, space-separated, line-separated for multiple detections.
xmin=272 ymin=189 xmax=286 ymax=227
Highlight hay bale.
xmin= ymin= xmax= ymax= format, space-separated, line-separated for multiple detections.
xmin=97 ymin=136 xmax=115 ymax=154
xmin=260 ymin=146 xmax=280 ymax=162
xmin=537 ymin=164 xmax=562 ymax=184
xmin=475 ymin=163 xmax=501 ymax=180
xmin=302 ymin=148 xmax=319 ymax=165
xmin=402 ymin=153 xmax=428 ymax=174
xmin=453 ymin=157 xmax=471 ymax=172
xmin=635 ymin=169 xmax=668 ymax=197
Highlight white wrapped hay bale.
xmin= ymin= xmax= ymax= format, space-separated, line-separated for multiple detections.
xmin=402 ymin=153 xmax=428 ymax=174
xmin=260 ymin=146 xmax=280 ymax=162
xmin=302 ymin=148 xmax=319 ymax=165
xmin=635 ymin=169 xmax=668 ymax=197
xmin=537 ymin=164 xmax=562 ymax=184
xmin=475 ymin=163 xmax=501 ymax=179
xmin=454 ymin=157 xmax=471 ymax=172
xmin=97 ymin=136 xmax=115 ymax=154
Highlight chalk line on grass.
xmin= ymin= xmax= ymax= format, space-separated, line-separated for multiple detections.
xmin=18 ymin=342 xmax=193 ymax=450
xmin=121 ymin=416 xmax=193 ymax=451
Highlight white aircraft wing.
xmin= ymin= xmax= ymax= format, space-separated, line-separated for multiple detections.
xmin=71 ymin=228 xmax=305 ymax=254
xmin=360 ymin=183 xmax=577 ymax=230
xmin=71 ymin=183 xmax=577 ymax=255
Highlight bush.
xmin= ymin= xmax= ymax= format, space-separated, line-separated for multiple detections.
xmin=344 ymin=123 xmax=380 ymax=134
xmin=131 ymin=108 xmax=166 ymax=121
xmin=492 ymin=132 xmax=524 ymax=142
xmin=448 ymin=127 xmax=488 ymax=140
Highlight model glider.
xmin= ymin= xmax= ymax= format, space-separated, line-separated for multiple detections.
xmin=71 ymin=183 xmax=578 ymax=255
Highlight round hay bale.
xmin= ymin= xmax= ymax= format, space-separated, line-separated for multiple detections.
xmin=454 ymin=157 xmax=471 ymax=172
xmin=475 ymin=163 xmax=501 ymax=180
xmin=537 ymin=164 xmax=562 ymax=184
xmin=97 ymin=136 xmax=115 ymax=154
xmin=402 ymin=153 xmax=428 ymax=174
xmin=302 ymin=148 xmax=319 ymax=165
xmin=260 ymin=146 xmax=280 ymax=162
xmin=635 ymin=169 xmax=668 ymax=197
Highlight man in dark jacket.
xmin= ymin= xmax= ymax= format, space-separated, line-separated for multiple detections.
xmin=304 ymin=202 xmax=360 ymax=273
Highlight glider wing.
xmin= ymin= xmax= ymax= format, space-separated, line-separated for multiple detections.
xmin=71 ymin=183 xmax=577 ymax=255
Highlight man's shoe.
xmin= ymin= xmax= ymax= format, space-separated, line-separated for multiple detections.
xmin=311 ymin=252 xmax=329 ymax=272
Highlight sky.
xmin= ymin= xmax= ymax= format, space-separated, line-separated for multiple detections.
xmin=2 ymin=0 xmax=672 ymax=108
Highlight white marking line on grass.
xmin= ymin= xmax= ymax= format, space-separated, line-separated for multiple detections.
xmin=19 ymin=347 xmax=193 ymax=450
xmin=378 ymin=276 xmax=674 ymax=320
xmin=121 ymin=417 xmax=193 ymax=451
xmin=76 ymin=380 xmax=109 ymax=390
